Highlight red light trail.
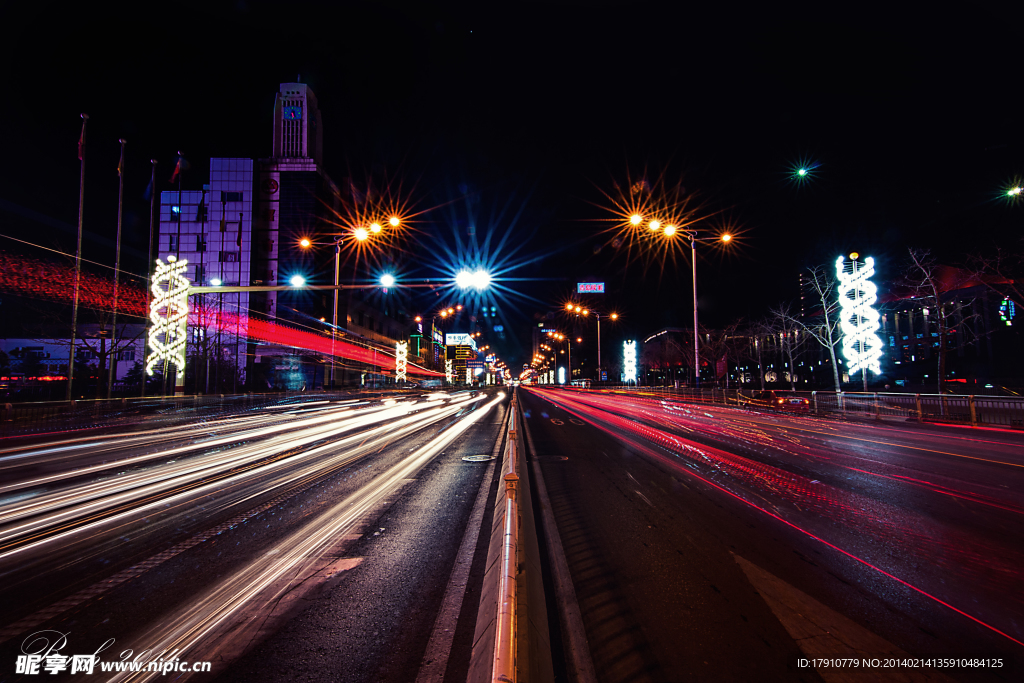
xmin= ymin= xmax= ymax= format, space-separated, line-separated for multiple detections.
xmin=528 ymin=387 xmax=1024 ymax=649
xmin=0 ymin=252 xmax=442 ymax=377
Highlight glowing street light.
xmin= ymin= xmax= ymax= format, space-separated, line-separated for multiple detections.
xmin=389 ymin=215 xmax=401 ymax=227
xmin=380 ymin=273 xmax=396 ymax=288
xmin=299 ymin=238 xmax=311 ymax=248
xmin=354 ymin=227 xmax=369 ymax=241
xmin=370 ymin=222 xmax=382 ymax=234
xmin=289 ymin=275 xmax=306 ymax=287
xmin=209 ymin=278 xmax=223 ymax=287
xmin=456 ymin=268 xmax=492 ymax=290
xmin=1008 ymin=186 xmax=1023 ymax=197
xmin=721 ymin=233 xmax=732 ymax=243
xmin=649 ymin=219 xmax=661 ymax=231
xmin=630 ymin=214 xmax=643 ymax=225
xmin=664 ymin=224 xmax=677 ymax=236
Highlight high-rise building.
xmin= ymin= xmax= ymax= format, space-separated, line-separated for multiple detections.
xmin=158 ymin=158 xmax=254 ymax=390
xmin=155 ymin=81 xmax=418 ymax=391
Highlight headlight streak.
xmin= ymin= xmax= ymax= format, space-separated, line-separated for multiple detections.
xmin=527 ymin=387 xmax=1024 ymax=648
xmin=0 ymin=394 xmax=476 ymax=497
xmin=104 ymin=392 xmax=505 ymax=683
xmin=0 ymin=396 xmax=483 ymax=557
xmin=0 ymin=404 xmax=398 ymax=500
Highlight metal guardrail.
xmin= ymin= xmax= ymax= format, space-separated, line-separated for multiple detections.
xmin=583 ymin=384 xmax=1024 ymax=430
xmin=493 ymin=391 xmax=519 ymax=682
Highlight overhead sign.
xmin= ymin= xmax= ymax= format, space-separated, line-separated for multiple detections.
xmin=445 ymin=333 xmax=478 ymax=351
xmin=577 ymin=282 xmax=605 ymax=294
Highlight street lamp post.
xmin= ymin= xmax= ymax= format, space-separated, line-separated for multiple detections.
xmin=675 ymin=230 xmax=731 ymax=389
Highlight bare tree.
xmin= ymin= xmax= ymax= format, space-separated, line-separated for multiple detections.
xmin=768 ymin=303 xmax=809 ymax=390
xmin=699 ymin=321 xmax=745 ymax=389
xmin=780 ymin=265 xmax=842 ymax=393
xmin=900 ymin=249 xmax=983 ymax=395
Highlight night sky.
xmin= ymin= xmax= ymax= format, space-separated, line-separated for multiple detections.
xmin=1 ymin=2 xmax=1020 ymax=367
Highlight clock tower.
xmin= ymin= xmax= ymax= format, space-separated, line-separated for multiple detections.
xmin=271 ymin=83 xmax=323 ymax=164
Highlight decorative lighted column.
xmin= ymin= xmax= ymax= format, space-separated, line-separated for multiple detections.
xmin=444 ymin=359 xmax=454 ymax=384
xmin=836 ymin=253 xmax=883 ymax=390
xmin=395 ymin=341 xmax=408 ymax=382
xmin=623 ymin=340 xmax=637 ymax=387
xmin=146 ymin=257 xmax=190 ymax=395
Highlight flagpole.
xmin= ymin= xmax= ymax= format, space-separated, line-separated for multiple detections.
xmin=142 ymin=158 xmax=157 ymax=397
xmin=107 ymin=138 xmax=126 ymax=399
xmin=173 ymin=152 xmax=186 ymax=397
xmin=66 ymin=113 xmax=88 ymax=401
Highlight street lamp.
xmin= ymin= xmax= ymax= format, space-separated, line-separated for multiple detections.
xmin=564 ymin=301 xmax=620 ymax=382
xmin=664 ymin=228 xmax=732 ymax=388
xmin=456 ymin=268 xmax=492 ymax=291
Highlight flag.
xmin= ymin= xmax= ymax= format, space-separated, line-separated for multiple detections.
xmin=236 ymin=213 xmax=243 ymax=247
xmin=143 ymin=178 xmax=154 ymax=201
xmin=169 ymin=153 xmax=190 ymax=183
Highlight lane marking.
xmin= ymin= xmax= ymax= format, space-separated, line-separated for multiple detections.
xmin=734 ymin=554 xmax=954 ymax=683
xmin=418 ymin=459 xmax=497 ymax=682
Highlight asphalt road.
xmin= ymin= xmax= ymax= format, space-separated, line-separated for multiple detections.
xmin=521 ymin=387 xmax=1024 ymax=683
xmin=0 ymin=388 xmax=509 ymax=683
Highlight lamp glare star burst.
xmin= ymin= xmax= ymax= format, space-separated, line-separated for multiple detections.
xmin=623 ymin=340 xmax=637 ymax=382
xmin=395 ymin=341 xmax=408 ymax=381
xmin=836 ymin=254 xmax=883 ymax=376
xmin=146 ymin=257 xmax=190 ymax=376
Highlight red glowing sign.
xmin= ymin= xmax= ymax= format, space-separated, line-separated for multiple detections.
xmin=577 ymin=282 xmax=605 ymax=294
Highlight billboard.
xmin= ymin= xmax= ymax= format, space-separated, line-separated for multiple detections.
xmin=445 ymin=333 xmax=478 ymax=351
xmin=577 ymin=282 xmax=605 ymax=294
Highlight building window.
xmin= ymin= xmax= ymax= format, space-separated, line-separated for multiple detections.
xmin=194 ymin=264 xmax=205 ymax=283
xmin=196 ymin=204 xmax=208 ymax=222
xmin=169 ymin=206 xmax=181 ymax=222
xmin=168 ymin=234 xmax=178 ymax=251
xmin=116 ymin=349 xmax=135 ymax=362
xmin=219 ymin=252 xmax=240 ymax=263
xmin=196 ymin=235 xmax=206 ymax=252
xmin=221 ymin=191 xmax=243 ymax=202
